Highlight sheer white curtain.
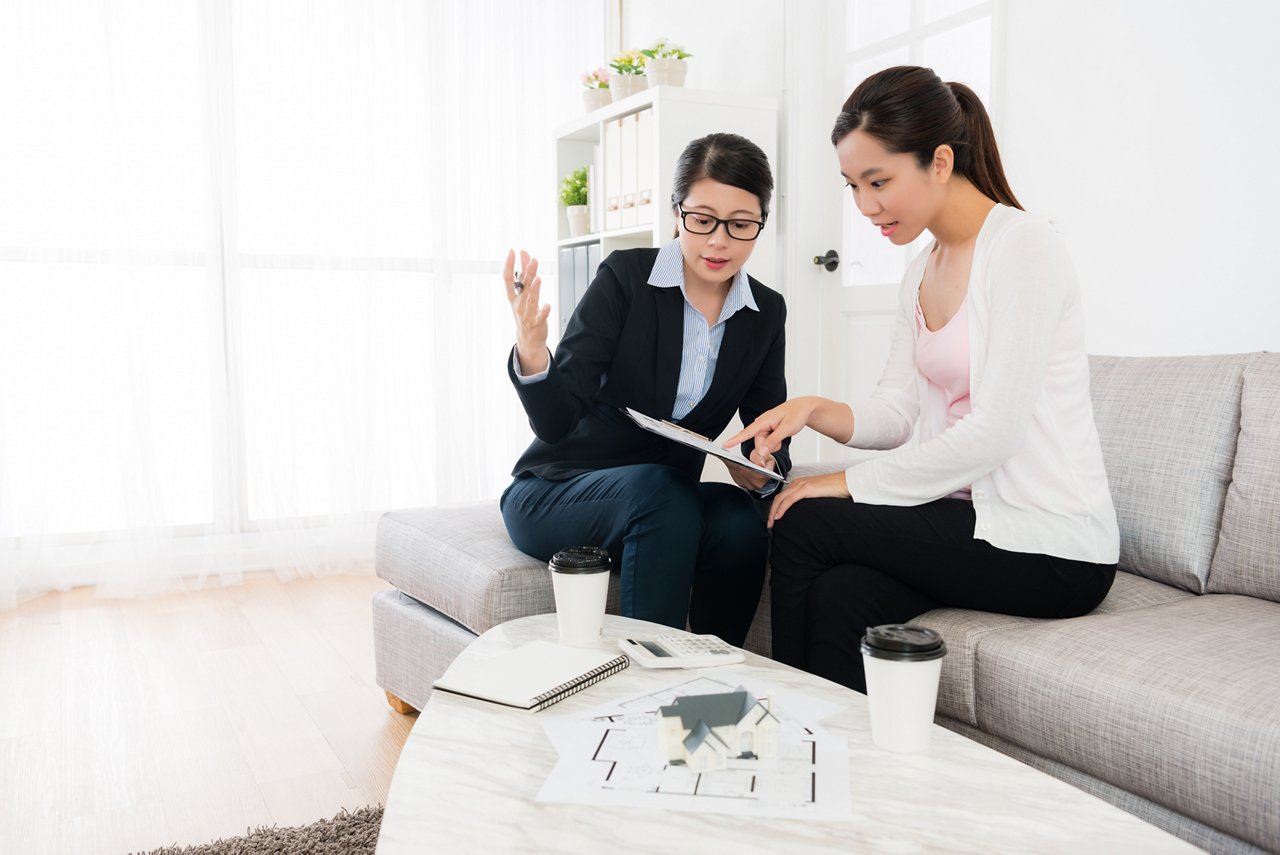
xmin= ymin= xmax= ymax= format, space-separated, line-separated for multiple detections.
xmin=0 ymin=0 xmax=603 ymax=606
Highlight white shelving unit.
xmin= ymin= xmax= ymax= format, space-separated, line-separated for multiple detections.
xmin=552 ymin=86 xmax=778 ymax=332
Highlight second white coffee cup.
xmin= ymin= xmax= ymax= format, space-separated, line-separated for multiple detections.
xmin=860 ymin=624 xmax=947 ymax=753
xmin=549 ymin=547 xmax=612 ymax=646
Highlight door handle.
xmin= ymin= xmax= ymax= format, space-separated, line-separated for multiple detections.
xmin=812 ymin=249 xmax=839 ymax=271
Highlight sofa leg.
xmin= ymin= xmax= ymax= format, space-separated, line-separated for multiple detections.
xmin=385 ymin=690 xmax=419 ymax=715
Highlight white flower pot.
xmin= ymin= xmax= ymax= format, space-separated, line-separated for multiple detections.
xmin=582 ymin=88 xmax=611 ymax=112
xmin=565 ymin=205 xmax=590 ymax=238
xmin=608 ymin=73 xmax=648 ymax=101
xmin=645 ymin=57 xmax=688 ymax=87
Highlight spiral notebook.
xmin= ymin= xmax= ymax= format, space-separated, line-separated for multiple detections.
xmin=432 ymin=640 xmax=629 ymax=712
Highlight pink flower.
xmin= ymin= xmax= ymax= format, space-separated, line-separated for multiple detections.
xmin=581 ymin=66 xmax=611 ymax=88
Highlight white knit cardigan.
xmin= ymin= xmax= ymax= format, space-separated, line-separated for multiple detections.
xmin=843 ymin=204 xmax=1120 ymax=564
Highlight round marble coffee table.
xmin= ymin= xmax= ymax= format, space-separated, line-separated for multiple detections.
xmin=376 ymin=613 xmax=1197 ymax=854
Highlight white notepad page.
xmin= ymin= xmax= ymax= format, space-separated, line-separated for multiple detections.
xmin=432 ymin=640 xmax=628 ymax=711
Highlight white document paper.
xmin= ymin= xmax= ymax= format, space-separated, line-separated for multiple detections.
xmin=536 ymin=675 xmax=853 ymax=820
xmin=623 ymin=407 xmax=786 ymax=483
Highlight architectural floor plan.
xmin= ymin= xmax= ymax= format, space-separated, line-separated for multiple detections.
xmin=538 ymin=675 xmax=853 ymax=820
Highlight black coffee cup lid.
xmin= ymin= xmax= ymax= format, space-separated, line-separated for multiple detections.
xmin=549 ymin=546 xmax=612 ymax=573
xmin=860 ymin=624 xmax=946 ymax=661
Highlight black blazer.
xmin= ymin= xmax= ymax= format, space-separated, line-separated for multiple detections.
xmin=509 ymin=247 xmax=790 ymax=483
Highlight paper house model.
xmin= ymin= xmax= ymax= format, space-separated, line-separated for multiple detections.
xmin=658 ymin=688 xmax=779 ymax=773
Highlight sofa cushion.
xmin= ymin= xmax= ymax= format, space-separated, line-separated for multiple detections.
xmin=375 ymin=503 xmax=774 ymax=651
xmin=376 ymin=504 xmax=563 ymax=635
xmin=1088 ymin=354 xmax=1250 ymax=593
xmin=974 ymin=595 xmax=1280 ymax=853
xmin=1089 ymin=567 xmax=1196 ymax=614
xmin=918 ymin=570 xmax=1192 ymax=727
xmin=913 ymin=609 xmax=1036 ymax=727
xmin=1209 ymin=353 xmax=1280 ymax=603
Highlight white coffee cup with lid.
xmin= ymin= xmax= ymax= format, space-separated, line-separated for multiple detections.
xmin=860 ymin=624 xmax=947 ymax=752
xmin=548 ymin=547 xmax=612 ymax=646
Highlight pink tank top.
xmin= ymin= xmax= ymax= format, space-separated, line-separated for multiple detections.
xmin=915 ymin=295 xmax=972 ymax=500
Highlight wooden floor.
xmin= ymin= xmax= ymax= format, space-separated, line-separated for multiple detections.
xmin=0 ymin=572 xmax=415 ymax=854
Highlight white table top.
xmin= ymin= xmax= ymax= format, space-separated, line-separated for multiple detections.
xmin=377 ymin=614 xmax=1199 ymax=854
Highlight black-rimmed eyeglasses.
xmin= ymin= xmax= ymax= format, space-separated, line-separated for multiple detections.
xmin=677 ymin=205 xmax=765 ymax=241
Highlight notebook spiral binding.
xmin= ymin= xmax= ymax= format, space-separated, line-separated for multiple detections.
xmin=530 ymin=655 xmax=630 ymax=712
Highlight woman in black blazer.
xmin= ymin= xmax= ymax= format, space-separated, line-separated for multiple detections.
xmin=500 ymin=133 xmax=790 ymax=646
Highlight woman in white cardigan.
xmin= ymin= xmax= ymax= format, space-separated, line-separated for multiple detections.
xmin=726 ymin=66 xmax=1120 ymax=692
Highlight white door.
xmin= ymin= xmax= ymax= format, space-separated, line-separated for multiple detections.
xmin=782 ymin=1 xmax=998 ymax=464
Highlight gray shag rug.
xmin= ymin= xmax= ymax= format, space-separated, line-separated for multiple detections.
xmin=134 ymin=805 xmax=382 ymax=855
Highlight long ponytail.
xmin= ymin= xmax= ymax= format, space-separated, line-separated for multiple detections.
xmin=946 ymin=81 xmax=1021 ymax=210
xmin=832 ymin=66 xmax=1022 ymax=211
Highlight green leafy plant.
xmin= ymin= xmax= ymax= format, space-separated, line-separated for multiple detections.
xmin=609 ymin=49 xmax=647 ymax=75
xmin=559 ymin=166 xmax=589 ymax=207
xmin=640 ymin=38 xmax=692 ymax=61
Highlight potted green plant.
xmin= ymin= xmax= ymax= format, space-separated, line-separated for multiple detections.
xmin=641 ymin=39 xmax=692 ymax=87
xmin=607 ymin=49 xmax=647 ymax=101
xmin=560 ymin=165 xmax=590 ymax=237
xmin=581 ymin=67 xmax=611 ymax=112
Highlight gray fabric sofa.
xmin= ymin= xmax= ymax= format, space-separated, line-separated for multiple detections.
xmin=373 ymin=352 xmax=1280 ymax=854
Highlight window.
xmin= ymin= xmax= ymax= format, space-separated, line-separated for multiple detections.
xmin=840 ymin=0 xmax=996 ymax=287
xmin=0 ymin=0 xmax=603 ymax=602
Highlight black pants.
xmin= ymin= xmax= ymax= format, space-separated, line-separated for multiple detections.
xmin=769 ymin=497 xmax=1116 ymax=693
xmin=502 ymin=465 xmax=768 ymax=647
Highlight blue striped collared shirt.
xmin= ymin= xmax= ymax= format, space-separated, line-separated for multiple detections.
xmin=647 ymin=238 xmax=758 ymax=420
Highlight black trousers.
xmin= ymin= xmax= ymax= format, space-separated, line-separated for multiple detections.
xmin=502 ymin=464 xmax=768 ymax=647
xmin=769 ymin=497 xmax=1116 ymax=693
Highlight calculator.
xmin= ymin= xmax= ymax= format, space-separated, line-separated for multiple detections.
xmin=617 ymin=634 xmax=746 ymax=669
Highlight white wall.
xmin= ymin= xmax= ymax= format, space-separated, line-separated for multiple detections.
xmin=616 ymin=1 xmax=1280 ymax=358
xmin=618 ymin=1 xmax=785 ymax=97
xmin=1000 ymin=0 xmax=1280 ymax=356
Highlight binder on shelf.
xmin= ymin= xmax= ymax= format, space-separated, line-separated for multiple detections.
xmin=620 ymin=112 xmax=638 ymax=228
xmin=586 ymin=242 xmax=602 ymax=291
xmin=558 ymin=247 xmax=575 ymax=334
xmin=573 ymin=244 xmax=590 ymax=308
xmin=586 ymin=163 xmax=597 ymax=236
xmin=432 ymin=640 xmax=629 ymax=712
xmin=604 ymin=119 xmax=622 ymax=232
xmin=591 ymin=144 xmax=604 ymax=233
xmin=636 ymin=108 xmax=654 ymax=226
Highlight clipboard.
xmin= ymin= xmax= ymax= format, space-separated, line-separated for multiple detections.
xmin=622 ymin=407 xmax=786 ymax=483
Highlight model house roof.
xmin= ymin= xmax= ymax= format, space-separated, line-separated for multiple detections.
xmin=683 ymin=720 xmax=730 ymax=755
xmin=744 ymin=700 xmax=779 ymax=728
xmin=661 ymin=689 xmax=758 ymax=730
xmin=661 ymin=687 xmax=781 ymax=763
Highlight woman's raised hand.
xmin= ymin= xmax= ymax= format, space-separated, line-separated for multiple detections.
xmin=723 ymin=397 xmax=818 ymax=456
xmin=504 ymin=249 xmax=550 ymax=375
